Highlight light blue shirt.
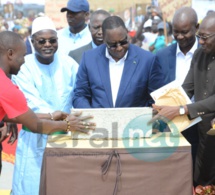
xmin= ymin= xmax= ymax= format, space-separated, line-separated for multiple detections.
xmin=11 ymin=51 xmax=78 ymax=195
xmin=92 ymin=41 xmax=98 ymax=49
xmin=57 ymin=25 xmax=92 ymax=55
xmin=12 ymin=52 xmax=78 ymax=113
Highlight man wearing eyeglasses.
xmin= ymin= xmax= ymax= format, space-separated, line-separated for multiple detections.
xmin=57 ymin=0 xmax=92 ymax=55
xmin=151 ymin=12 xmax=215 ymax=186
xmin=11 ymin=16 xmax=79 ymax=195
xmin=73 ymin=16 xmax=164 ymax=109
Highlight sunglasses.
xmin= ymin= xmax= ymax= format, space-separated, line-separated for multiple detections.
xmin=196 ymin=33 xmax=215 ymax=41
xmin=106 ymin=37 xmax=128 ymax=50
xmin=34 ymin=38 xmax=58 ymax=45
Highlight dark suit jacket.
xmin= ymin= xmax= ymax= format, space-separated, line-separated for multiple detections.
xmin=156 ymin=41 xmax=200 ymax=84
xmin=183 ymin=48 xmax=215 ymax=126
xmin=73 ymin=44 xmax=164 ymax=108
xmin=156 ymin=43 xmax=177 ymax=84
xmin=183 ymin=47 xmax=215 ymax=185
xmin=25 ymin=37 xmax=33 ymax=55
xmin=68 ymin=42 xmax=93 ymax=64
xmin=156 ymin=42 xmax=199 ymax=175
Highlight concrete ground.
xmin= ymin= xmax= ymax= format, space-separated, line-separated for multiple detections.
xmin=0 ymin=161 xmax=13 ymax=190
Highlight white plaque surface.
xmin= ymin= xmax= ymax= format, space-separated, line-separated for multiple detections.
xmin=70 ymin=107 xmax=153 ymax=140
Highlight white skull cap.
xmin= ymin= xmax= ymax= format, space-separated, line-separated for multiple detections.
xmin=31 ymin=16 xmax=56 ymax=36
xmin=144 ymin=19 xmax=152 ymax=28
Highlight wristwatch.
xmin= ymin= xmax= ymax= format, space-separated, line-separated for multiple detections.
xmin=179 ymin=105 xmax=185 ymax=115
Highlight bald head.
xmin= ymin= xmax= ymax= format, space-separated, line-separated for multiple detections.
xmin=89 ymin=10 xmax=111 ymax=46
xmin=197 ymin=12 xmax=215 ymax=54
xmin=173 ymin=7 xmax=198 ymax=26
xmin=90 ymin=9 xmax=110 ymax=24
xmin=172 ymin=7 xmax=198 ymax=54
xmin=0 ymin=31 xmax=26 ymax=75
xmin=0 ymin=31 xmax=23 ymax=56
xmin=200 ymin=12 xmax=215 ymax=30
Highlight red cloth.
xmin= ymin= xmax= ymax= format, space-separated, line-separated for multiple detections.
xmin=0 ymin=69 xmax=28 ymax=121
xmin=128 ymin=30 xmax=136 ymax=37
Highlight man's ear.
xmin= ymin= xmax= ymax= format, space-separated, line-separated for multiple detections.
xmin=85 ymin=12 xmax=89 ymax=17
xmin=196 ymin=23 xmax=199 ymax=30
xmin=85 ymin=11 xmax=90 ymax=22
xmin=7 ymin=49 xmax=13 ymax=59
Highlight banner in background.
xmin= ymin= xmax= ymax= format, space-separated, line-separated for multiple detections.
xmin=158 ymin=0 xmax=192 ymax=21
xmin=0 ymin=0 xmax=44 ymax=20
xmin=45 ymin=0 xmax=67 ymax=29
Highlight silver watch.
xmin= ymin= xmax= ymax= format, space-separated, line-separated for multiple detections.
xmin=179 ymin=105 xmax=185 ymax=115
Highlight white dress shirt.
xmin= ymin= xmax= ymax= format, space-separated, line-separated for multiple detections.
xmin=175 ymin=38 xmax=198 ymax=85
xmin=105 ymin=49 xmax=128 ymax=107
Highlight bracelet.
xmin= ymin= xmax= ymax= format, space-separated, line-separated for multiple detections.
xmin=64 ymin=118 xmax=70 ymax=132
xmin=49 ymin=112 xmax=54 ymax=120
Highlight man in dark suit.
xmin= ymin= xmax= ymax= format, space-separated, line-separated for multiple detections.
xmin=155 ymin=7 xmax=199 ymax=174
xmin=73 ymin=16 xmax=164 ymax=108
xmin=69 ymin=10 xmax=110 ymax=64
xmin=152 ymin=13 xmax=215 ymax=186
xmin=156 ymin=7 xmax=199 ymax=85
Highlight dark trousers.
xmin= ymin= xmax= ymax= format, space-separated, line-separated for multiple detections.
xmin=181 ymin=124 xmax=199 ymax=184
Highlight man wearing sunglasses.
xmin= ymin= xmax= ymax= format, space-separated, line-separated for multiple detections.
xmin=58 ymin=0 xmax=92 ymax=55
xmin=73 ymin=16 xmax=164 ymax=109
xmin=151 ymin=12 xmax=215 ymax=187
xmin=11 ymin=16 xmax=79 ymax=195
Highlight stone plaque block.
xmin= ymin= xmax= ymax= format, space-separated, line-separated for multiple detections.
xmin=70 ymin=107 xmax=153 ymax=140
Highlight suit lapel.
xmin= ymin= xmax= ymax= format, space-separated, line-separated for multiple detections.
xmin=97 ymin=45 xmax=113 ymax=107
xmin=115 ymin=45 xmax=138 ymax=107
xmin=169 ymin=44 xmax=177 ymax=81
xmin=86 ymin=42 xmax=93 ymax=50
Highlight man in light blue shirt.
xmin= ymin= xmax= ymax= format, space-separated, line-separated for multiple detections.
xmin=69 ymin=9 xmax=110 ymax=64
xmin=11 ymin=16 xmax=78 ymax=195
xmin=57 ymin=0 xmax=92 ymax=55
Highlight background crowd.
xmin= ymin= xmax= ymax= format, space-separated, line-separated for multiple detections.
xmin=1 ymin=2 xmax=213 ymax=54
xmin=1 ymin=0 xmax=215 ymax=195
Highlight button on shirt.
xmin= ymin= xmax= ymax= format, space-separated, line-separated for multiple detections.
xmin=105 ymin=49 xmax=128 ymax=107
xmin=175 ymin=39 xmax=198 ymax=85
xmin=57 ymin=25 xmax=92 ymax=55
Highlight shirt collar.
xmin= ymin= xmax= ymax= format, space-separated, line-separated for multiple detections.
xmin=91 ymin=41 xmax=98 ymax=49
xmin=105 ymin=47 xmax=128 ymax=63
xmin=176 ymin=37 xmax=198 ymax=56
xmin=69 ymin=25 xmax=89 ymax=38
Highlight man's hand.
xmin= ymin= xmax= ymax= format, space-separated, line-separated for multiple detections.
xmin=148 ymin=104 xmax=180 ymax=124
xmin=207 ymin=118 xmax=215 ymax=135
xmin=66 ymin=112 xmax=96 ymax=134
xmin=0 ymin=126 xmax=8 ymax=143
xmin=52 ymin=111 xmax=69 ymax=121
xmin=6 ymin=123 xmax=18 ymax=145
xmin=211 ymin=118 xmax=215 ymax=129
